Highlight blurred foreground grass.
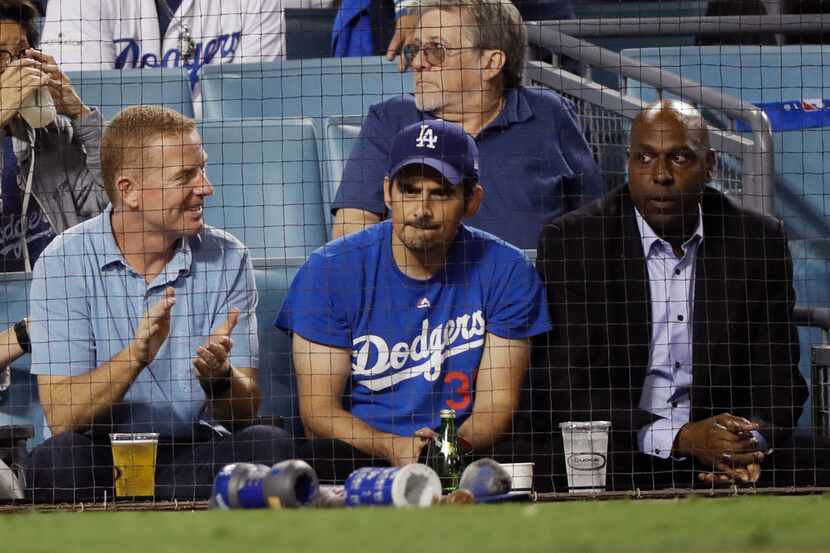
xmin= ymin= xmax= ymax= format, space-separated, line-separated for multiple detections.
xmin=1 ymin=495 xmax=828 ymax=553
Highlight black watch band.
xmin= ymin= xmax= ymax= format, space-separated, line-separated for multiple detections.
xmin=14 ymin=319 xmax=30 ymax=354
xmin=207 ymin=375 xmax=232 ymax=398
xmin=202 ymin=364 xmax=233 ymax=398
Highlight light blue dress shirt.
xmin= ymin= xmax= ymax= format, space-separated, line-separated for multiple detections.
xmin=29 ymin=204 xmax=259 ymax=439
xmin=635 ymin=207 xmax=703 ymax=459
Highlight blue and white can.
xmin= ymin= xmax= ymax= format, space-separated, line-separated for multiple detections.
xmin=344 ymin=464 xmax=441 ymax=508
xmin=211 ymin=463 xmax=270 ymax=509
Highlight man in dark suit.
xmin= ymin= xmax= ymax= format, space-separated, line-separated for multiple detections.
xmin=532 ymin=100 xmax=826 ymax=491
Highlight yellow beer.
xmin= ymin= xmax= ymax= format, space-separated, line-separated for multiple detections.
xmin=109 ymin=433 xmax=159 ymax=498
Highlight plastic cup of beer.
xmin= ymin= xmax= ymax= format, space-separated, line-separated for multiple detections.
xmin=559 ymin=421 xmax=611 ymax=494
xmin=109 ymin=432 xmax=159 ymax=499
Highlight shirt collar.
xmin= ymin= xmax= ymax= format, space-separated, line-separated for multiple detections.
xmin=425 ymin=88 xmax=532 ymax=131
xmin=484 ymin=87 xmax=533 ymax=130
xmin=634 ymin=204 xmax=704 ymax=258
xmin=97 ymin=204 xmax=196 ymax=282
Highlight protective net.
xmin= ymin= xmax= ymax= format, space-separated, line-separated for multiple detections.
xmin=0 ymin=0 xmax=828 ymax=507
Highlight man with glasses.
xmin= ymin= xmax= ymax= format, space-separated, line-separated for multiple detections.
xmin=0 ymin=0 xmax=105 ymax=273
xmin=331 ymin=0 xmax=601 ymax=249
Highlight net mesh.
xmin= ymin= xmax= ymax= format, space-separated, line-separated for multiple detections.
xmin=0 ymin=0 xmax=827 ymax=507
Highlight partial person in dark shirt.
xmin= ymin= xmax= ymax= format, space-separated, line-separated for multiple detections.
xmin=332 ymin=0 xmax=601 ymax=249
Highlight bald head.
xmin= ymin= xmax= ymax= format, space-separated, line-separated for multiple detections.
xmin=627 ymin=100 xmax=716 ymax=248
xmin=632 ymin=100 xmax=711 ymax=152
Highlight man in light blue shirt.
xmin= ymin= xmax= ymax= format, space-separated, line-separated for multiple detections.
xmin=26 ymin=105 xmax=293 ymax=503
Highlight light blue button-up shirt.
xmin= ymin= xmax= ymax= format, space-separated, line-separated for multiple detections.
xmin=30 ymin=204 xmax=259 ymax=439
xmin=635 ymin=207 xmax=703 ymax=459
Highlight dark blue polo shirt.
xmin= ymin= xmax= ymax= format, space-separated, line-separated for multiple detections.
xmin=332 ymin=86 xmax=603 ymax=249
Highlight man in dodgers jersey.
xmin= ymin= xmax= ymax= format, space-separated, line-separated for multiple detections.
xmin=277 ymin=120 xmax=551 ymax=481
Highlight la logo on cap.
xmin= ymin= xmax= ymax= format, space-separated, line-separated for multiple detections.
xmin=415 ymin=123 xmax=438 ymax=149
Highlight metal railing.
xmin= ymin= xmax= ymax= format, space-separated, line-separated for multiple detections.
xmin=545 ymin=14 xmax=830 ymax=38
xmin=526 ymin=14 xmax=830 ymax=215
xmin=525 ymin=23 xmax=775 ymax=215
xmin=794 ymin=306 xmax=830 ymax=438
xmin=524 ymin=60 xmax=757 ymax=205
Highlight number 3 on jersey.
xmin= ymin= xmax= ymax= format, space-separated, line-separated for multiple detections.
xmin=444 ymin=371 xmax=471 ymax=411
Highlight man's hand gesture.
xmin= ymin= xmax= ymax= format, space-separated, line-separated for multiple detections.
xmin=192 ymin=307 xmax=240 ymax=392
xmin=130 ymin=287 xmax=176 ymax=367
xmin=385 ymin=13 xmax=418 ymax=71
xmin=674 ymin=413 xmax=766 ymax=486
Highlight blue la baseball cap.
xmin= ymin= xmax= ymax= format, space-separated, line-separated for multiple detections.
xmin=387 ymin=119 xmax=479 ymax=186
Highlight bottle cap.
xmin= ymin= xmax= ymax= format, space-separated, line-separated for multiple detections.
xmin=439 ymin=409 xmax=456 ymax=419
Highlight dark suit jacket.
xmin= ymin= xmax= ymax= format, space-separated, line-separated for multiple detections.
xmin=531 ymin=185 xmax=808 ymax=464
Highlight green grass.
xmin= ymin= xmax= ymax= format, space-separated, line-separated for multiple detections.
xmin=1 ymin=495 xmax=828 ymax=553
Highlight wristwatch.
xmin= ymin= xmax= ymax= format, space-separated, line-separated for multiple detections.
xmin=14 ymin=318 xmax=30 ymax=354
xmin=203 ymin=364 xmax=233 ymax=398
xmin=207 ymin=375 xmax=232 ymax=398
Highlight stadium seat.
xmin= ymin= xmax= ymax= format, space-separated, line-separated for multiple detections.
xmin=200 ymin=117 xmax=328 ymax=258
xmin=252 ymin=257 xmax=305 ymax=435
xmin=66 ymin=67 xmax=194 ymax=121
xmin=199 ymin=56 xmax=412 ymax=121
xmin=0 ymin=272 xmax=47 ymax=448
xmin=319 ymin=115 xmax=363 ymax=232
xmin=791 ymin=239 xmax=830 ymax=425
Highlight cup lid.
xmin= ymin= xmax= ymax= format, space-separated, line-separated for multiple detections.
xmin=109 ymin=432 xmax=160 ymax=442
xmin=558 ymin=421 xmax=611 ymax=431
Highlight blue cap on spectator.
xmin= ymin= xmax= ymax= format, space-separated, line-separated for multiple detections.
xmin=387 ymin=120 xmax=479 ymax=186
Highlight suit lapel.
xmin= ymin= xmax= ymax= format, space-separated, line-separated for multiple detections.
xmin=692 ymin=190 xmax=730 ymax=412
xmin=610 ymin=191 xmax=651 ymax=394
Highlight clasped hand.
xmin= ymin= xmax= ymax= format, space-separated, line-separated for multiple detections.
xmin=674 ymin=413 xmax=766 ymax=486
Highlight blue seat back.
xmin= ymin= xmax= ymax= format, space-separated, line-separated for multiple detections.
xmin=253 ymin=257 xmax=304 ymax=434
xmin=199 ymin=57 xmax=412 ymax=120
xmin=67 ymin=67 xmax=194 ymax=121
xmin=200 ymin=117 xmax=327 ymax=258
xmin=0 ymin=272 xmax=47 ymax=447
xmin=319 ymin=115 xmax=363 ymax=232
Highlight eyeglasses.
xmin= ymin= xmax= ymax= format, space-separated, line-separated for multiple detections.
xmin=0 ymin=48 xmax=25 ymax=66
xmin=401 ymin=40 xmax=478 ymax=67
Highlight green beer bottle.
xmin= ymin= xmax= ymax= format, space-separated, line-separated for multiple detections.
xmin=431 ymin=409 xmax=465 ymax=494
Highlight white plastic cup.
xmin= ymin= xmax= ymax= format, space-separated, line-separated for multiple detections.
xmin=559 ymin=421 xmax=611 ymax=494
xmin=498 ymin=462 xmax=534 ymax=492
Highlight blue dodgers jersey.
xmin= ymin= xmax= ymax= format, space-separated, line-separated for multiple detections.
xmin=276 ymin=221 xmax=552 ymax=436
